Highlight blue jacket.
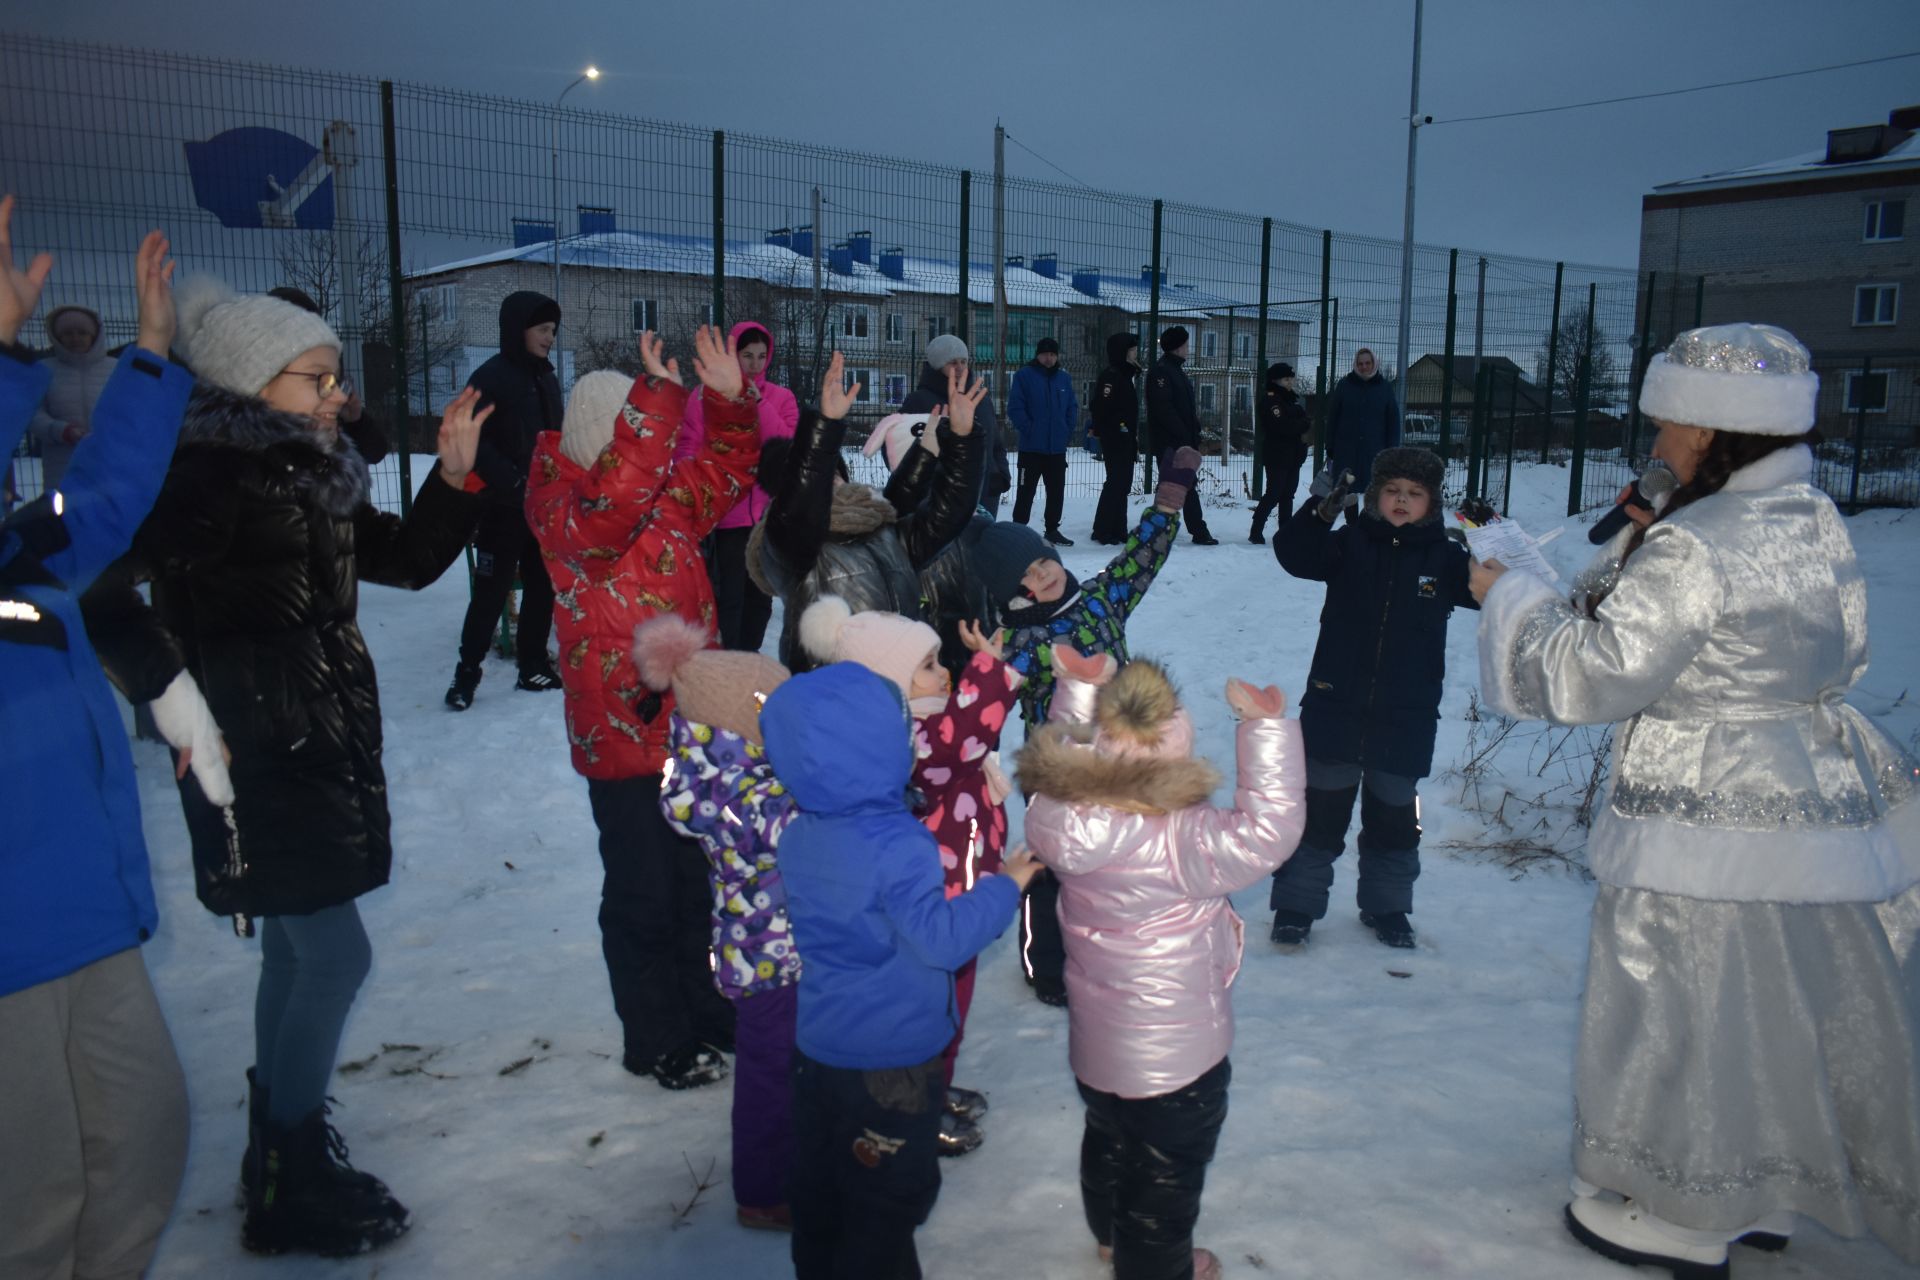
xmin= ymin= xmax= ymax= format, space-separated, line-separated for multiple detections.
xmin=1 ymin=344 xmax=192 ymax=998
xmin=761 ymin=662 xmax=1021 ymax=1068
xmin=1007 ymin=360 xmax=1079 ymax=455
xmin=1274 ymin=500 xmax=1476 ymax=779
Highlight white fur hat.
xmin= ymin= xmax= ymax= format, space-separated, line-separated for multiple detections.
xmin=1638 ymin=323 xmax=1818 ymax=436
xmin=860 ymin=413 xmax=939 ymax=471
xmin=561 ymin=369 xmax=636 ymax=468
xmin=174 ymin=276 xmax=341 ymax=397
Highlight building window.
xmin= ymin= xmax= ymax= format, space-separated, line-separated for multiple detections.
xmin=885 ymin=313 xmax=905 ymax=344
xmin=1198 ymin=383 xmax=1216 ymax=413
xmin=884 ymin=373 xmax=908 ymax=405
xmin=418 ymin=282 xmax=459 ymax=325
xmin=1864 ymin=200 xmax=1906 ymax=242
xmin=1844 ymin=370 xmax=1890 ymax=413
xmin=1201 ymin=331 xmax=1218 ymax=359
xmin=845 ymin=368 xmax=877 ymax=403
xmin=1854 ymin=284 xmax=1899 ymax=326
xmin=924 ymin=314 xmax=949 ymax=345
xmin=839 ymin=306 xmax=872 ymax=343
xmin=1232 ymin=384 xmax=1251 ymax=416
xmin=1235 ymin=332 xmax=1251 ymax=359
xmin=631 ymin=299 xmax=659 ymax=333
xmin=701 ymin=304 xmax=716 ymax=327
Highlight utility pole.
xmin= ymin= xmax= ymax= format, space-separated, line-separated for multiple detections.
xmin=1393 ymin=0 xmax=1427 ymax=404
xmin=992 ymin=123 xmax=1008 ymax=411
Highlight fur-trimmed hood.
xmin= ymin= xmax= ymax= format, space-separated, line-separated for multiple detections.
xmin=1018 ymin=722 xmax=1221 ymax=818
xmin=179 ymin=381 xmax=371 ymax=517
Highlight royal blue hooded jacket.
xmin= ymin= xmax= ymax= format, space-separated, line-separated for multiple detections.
xmin=1 ymin=343 xmax=192 ymax=998
xmin=1007 ymin=359 xmax=1080 ymax=455
xmin=761 ymin=661 xmax=1021 ymax=1068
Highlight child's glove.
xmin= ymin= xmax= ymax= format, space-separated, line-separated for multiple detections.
xmin=1154 ymin=446 xmax=1202 ymax=512
xmin=1312 ymin=468 xmax=1357 ymax=523
xmin=1051 ymin=644 xmax=1118 ymax=687
xmin=1225 ymin=678 xmax=1287 ymax=720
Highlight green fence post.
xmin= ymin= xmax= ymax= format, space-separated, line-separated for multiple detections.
xmin=1322 ymin=296 xmax=1339 ymax=476
xmin=1567 ymin=325 xmax=1594 ymax=516
xmin=1849 ymin=355 xmax=1873 ymax=512
xmin=1502 ymin=364 xmax=1520 ymax=515
xmin=1471 ymin=363 xmax=1491 ymax=498
xmin=1625 ymin=270 xmax=1657 ymax=464
xmin=378 ymin=81 xmax=412 ymax=516
xmin=711 ymin=130 xmax=725 ymax=334
xmin=1438 ymin=247 xmax=1457 ymax=461
xmin=1693 ymin=274 xmax=1705 ymax=328
xmin=1144 ymin=198 xmax=1162 ymax=492
xmin=1316 ymin=230 xmax=1331 ymax=473
xmin=956 ymin=171 xmax=970 ymax=343
xmin=1252 ymin=216 xmax=1271 ymax=501
xmin=1540 ymin=261 xmax=1563 ymax=464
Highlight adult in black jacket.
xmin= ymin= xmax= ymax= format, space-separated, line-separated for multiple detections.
xmin=1088 ymin=332 xmax=1140 ymax=544
xmin=750 ymin=355 xmax=983 ymax=672
xmin=1323 ymin=347 xmax=1401 ymax=494
xmin=1143 ymin=325 xmax=1216 ymax=544
xmin=88 ymin=279 xmax=488 ymax=1255
xmin=1249 ymin=362 xmax=1312 ymax=542
xmin=445 ymin=290 xmax=562 ymax=708
xmin=901 ymin=333 xmax=1009 ymax=514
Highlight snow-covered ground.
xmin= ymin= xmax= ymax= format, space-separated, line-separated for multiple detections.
xmin=136 ymin=458 xmax=1919 ymax=1278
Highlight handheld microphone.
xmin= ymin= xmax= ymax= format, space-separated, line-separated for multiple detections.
xmin=1588 ymin=466 xmax=1677 ymax=545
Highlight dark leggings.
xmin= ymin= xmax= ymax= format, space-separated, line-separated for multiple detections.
xmin=254 ymin=900 xmax=372 ymax=1129
xmin=707 ymin=526 xmax=774 ymax=653
xmin=457 ymin=507 xmax=555 ymax=671
xmin=1079 ymin=1058 xmax=1231 ymax=1280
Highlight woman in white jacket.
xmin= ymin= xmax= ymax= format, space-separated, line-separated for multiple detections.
xmin=1473 ymin=323 xmax=1920 ymax=1278
xmin=30 ymin=304 xmax=112 ymax=491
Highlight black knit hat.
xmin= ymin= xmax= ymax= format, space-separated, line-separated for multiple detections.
xmin=1160 ymin=325 xmax=1189 ymax=354
xmin=1267 ymin=362 xmax=1295 ymax=382
xmin=1364 ymin=446 xmax=1446 ymax=524
xmin=972 ymin=521 xmax=1074 ymax=614
xmin=1035 ymin=337 xmax=1060 ymax=356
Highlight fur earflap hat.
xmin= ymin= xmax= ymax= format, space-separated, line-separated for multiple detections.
xmin=798 ymin=596 xmax=940 ymax=701
xmin=1364 ymin=446 xmax=1445 ymax=524
xmin=1638 ymin=323 xmax=1817 ymax=436
xmin=862 ymin=412 xmax=939 ymax=472
xmin=174 ymin=276 xmax=342 ymax=398
xmin=1093 ymin=659 xmax=1196 ymax=763
xmin=561 ymin=369 xmax=635 ymax=469
xmin=632 ymin=615 xmax=790 ymax=745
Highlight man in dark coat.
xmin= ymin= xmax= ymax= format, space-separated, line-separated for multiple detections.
xmin=1006 ymin=336 xmax=1078 ymax=545
xmin=1249 ymin=361 xmax=1312 ymax=542
xmin=902 ymin=333 xmax=1009 ymax=515
xmin=446 ymin=290 xmax=562 ymax=708
xmin=1323 ymin=347 xmax=1401 ymax=495
xmin=1143 ymin=325 xmax=1216 ymax=545
xmin=1088 ymin=332 xmax=1140 ymax=545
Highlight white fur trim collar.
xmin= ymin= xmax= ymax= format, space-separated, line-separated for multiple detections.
xmin=1639 ymin=353 xmax=1817 ymax=435
xmin=1720 ymin=443 xmax=1813 ymax=494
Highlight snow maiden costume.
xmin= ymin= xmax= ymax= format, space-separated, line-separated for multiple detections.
xmin=1477 ymin=324 xmax=1920 ymax=1275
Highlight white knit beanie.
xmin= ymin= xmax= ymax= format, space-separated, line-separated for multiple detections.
xmin=1638 ymin=323 xmax=1818 ymax=436
xmin=174 ymin=276 xmax=341 ymax=397
xmin=561 ymin=369 xmax=636 ymax=468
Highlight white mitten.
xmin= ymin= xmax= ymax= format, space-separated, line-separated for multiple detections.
xmin=149 ymin=670 xmax=235 ymax=805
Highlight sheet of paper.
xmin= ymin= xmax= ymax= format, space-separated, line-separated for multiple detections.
xmin=1461 ymin=517 xmax=1560 ymax=584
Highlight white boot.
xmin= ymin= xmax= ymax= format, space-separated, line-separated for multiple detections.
xmin=1566 ymin=1197 xmax=1730 ymax=1280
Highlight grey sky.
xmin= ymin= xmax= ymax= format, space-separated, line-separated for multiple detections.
xmin=14 ymin=0 xmax=1919 ymax=267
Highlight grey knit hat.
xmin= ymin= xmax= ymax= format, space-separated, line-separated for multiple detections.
xmin=174 ymin=276 xmax=341 ymax=397
xmin=925 ymin=333 xmax=969 ymax=370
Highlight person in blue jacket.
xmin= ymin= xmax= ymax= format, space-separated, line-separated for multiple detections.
xmin=1007 ymin=336 xmax=1080 ymax=546
xmin=1267 ymin=446 xmax=1476 ymax=952
xmin=761 ymin=661 xmax=1039 ymax=1280
xmin=0 ymin=205 xmax=204 ymax=1280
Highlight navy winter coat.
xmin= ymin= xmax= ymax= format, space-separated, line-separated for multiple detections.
xmin=1007 ymin=360 xmax=1079 ymax=454
xmin=1144 ymin=353 xmax=1201 ymax=453
xmin=761 ymin=662 xmax=1021 ymax=1069
xmin=1323 ymin=370 xmax=1400 ymax=492
xmin=1274 ymin=502 xmax=1476 ymax=779
xmin=1 ymin=345 xmax=191 ymax=998
xmin=468 ymin=290 xmax=562 ymax=508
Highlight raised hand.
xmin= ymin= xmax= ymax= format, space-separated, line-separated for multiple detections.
xmin=133 ymin=229 xmax=176 ymax=357
xmin=958 ymin=617 xmax=1004 ymax=659
xmin=1224 ymin=678 xmax=1287 ymax=720
xmin=435 ymin=386 xmax=495 ymax=488
xmin=1467 ymin=556 xmax=1508 ymax=604
xmin=945 ymin=365 xmax=987 ymax=437
xmin=0 ymin=195 xmax=54 ymax=346
xmin=1051 ymin=644 xmax=1117 ymax=686
xmin=690 ymin=324 xmax=745 ymax=400
xmin=819 ymin=351 xmax=861 ymax=420
xmin=637 ymin=330 xmax=681 ymax=386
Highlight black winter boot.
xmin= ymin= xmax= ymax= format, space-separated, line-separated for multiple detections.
xmin=444 ymin=662 xmax=482 ymax=710
xmin=242 ymin=1108 xmax=409 ymax=1256
xmin=649 ymin=1041 xmax=729 ymax=1091
xmin=1270 ymin=910 xmax=1313 ymax=949
xmin=1360 ymin=910 xmax=1417 ymax=949
xmin=235 ymin=1067 xmax=269 ymax=1209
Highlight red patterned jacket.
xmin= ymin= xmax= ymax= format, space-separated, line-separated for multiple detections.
xmin=526 ymin=376 xmax=760 ymax=780
xmin=912 ymin=651 xmax=1024 ymax=899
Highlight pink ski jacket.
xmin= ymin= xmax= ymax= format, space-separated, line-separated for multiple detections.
xmin=674 ymin=320 xmax=798 ymax=530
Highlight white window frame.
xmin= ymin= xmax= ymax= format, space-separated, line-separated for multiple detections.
xmin=1198 ymin=382 xmax=1217 ymax=413
xmin=845 ymin=367 xmax=878 ymax=404
xmin=1234 ymin=332 xmax=1252 ymax=359
xmin=1843 ymin=370 xmax=1890 ymax=413
xmin=839 ymin=305 xmax=873 ymax=344
xmin=924 ymin=315 xmax=949 ymax=345
xmin=701 ymin=304 xmax=716 ymax=327
xmin=1864 ymin=199 xmax=1906 ymax=243
xmin=1232 ymin=383 xmax=1251 ymax=415
xmin=1854 ymin=283 xmax=1899 ymax=327
xmin=1202 ymin=330 xmax=1219 ymax=359
xmin=631 ymin=298 xmax=660 ymax=333
xmin=885 ymin=312 xmax=905 ymax=344
xmin=883 ymin=373 xmax=908 ymax=405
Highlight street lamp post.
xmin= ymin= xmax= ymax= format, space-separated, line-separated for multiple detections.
xmin=551 ymin=66 xmax=600 ymax=330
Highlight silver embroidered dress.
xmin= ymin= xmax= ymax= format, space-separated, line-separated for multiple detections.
xmin=1478 ymin=443 xmax=1920 ymax=1260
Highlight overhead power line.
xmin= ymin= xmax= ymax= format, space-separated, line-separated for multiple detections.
xmin=1430 ymin=50 xmax=1920 ymax=126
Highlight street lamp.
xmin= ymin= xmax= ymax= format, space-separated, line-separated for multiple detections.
xmin=552 ymin=66 xmax=601 ymax=333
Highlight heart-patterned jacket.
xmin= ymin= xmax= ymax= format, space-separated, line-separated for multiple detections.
xmin=912 ymin=650 xmax=1023 ymax=898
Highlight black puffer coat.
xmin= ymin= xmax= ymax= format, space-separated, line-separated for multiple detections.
xmin=93 ymin=385 xmax=480 ymax=918
xmin=902 ymin=361 xmax=1009 ymax=509
xmin=885 ymin=436 xmax=998 ymax=674
xmin=1089 ymin=334 xmax=1140 ymax=460
xmin=1260 ymin=376 xmax=1311 ymax=469
xmin=750 ymin=409 xmax=981 ymax=673
xmin=1274 ymin=499 xmax=1475 ymax=779
xmin=1144 ymin=352 xmax=1200 ymax=453
xmin=468 ymin=290 xmax=562 ymax=509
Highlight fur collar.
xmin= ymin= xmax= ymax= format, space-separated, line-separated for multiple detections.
xmin=1016 ymin=722 xmax=1221 ymax=815
xmin=179 ymin=383 xmax=370 ymax=516
xmin=1721 ymin=443 xmax=1812 ymax=494
xmin=827 ymin=483 xmax=897 ymax=539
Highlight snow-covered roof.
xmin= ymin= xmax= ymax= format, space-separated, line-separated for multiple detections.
xmin=1651 ymin=130 xmax=1920 ymax=195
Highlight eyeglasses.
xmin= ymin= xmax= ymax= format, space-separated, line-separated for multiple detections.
xmin=280 ymin=370 xmax=352 ymax=399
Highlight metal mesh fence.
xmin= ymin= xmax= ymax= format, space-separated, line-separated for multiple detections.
xmin=5 ymin=31 xmax=1912 ymax=530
